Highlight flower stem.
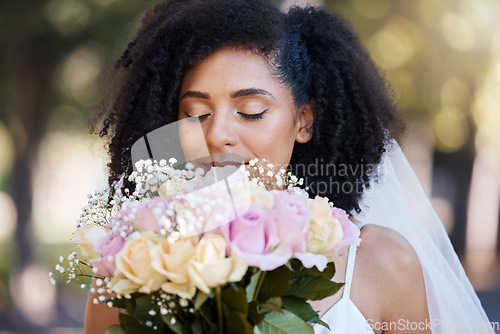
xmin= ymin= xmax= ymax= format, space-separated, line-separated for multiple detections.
xmin=252 ymin=271 xmax=267 ymax=302
xmin=215 ymin=286 xmax=223 ymax=334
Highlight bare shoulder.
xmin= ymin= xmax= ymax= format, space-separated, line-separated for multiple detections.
xmin=353 ymin=224 xmax=430 ymax=332
xmin=356 ymin=224 xmax=421 ymax=274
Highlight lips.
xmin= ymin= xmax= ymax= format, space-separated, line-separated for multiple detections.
xmin=211 ymin=161 xmax=245 ymax=168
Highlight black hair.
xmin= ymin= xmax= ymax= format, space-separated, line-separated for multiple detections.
xmin=90 ymin=0 xmax=405 ymax=213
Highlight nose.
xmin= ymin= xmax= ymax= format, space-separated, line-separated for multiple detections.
xmin=204 ymin=111 xmax=238 ymax=152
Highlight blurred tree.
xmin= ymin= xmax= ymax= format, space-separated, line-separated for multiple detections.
xmin=324 ymin=0 xmax=500 ymax=257
xmin=0 ymin=0 xmax=160 ymax=330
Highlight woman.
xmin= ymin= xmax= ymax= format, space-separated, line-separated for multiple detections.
xmin=86 ymin=0 xmax=492 ymax=333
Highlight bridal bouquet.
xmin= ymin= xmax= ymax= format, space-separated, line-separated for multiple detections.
xmin=51 ymin=158 xmax=361 ymax=333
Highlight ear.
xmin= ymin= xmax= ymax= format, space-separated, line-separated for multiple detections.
xmin=295 ymin=100 xmax=315 ymax=144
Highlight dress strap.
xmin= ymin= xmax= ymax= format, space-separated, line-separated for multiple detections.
xmin=342 ymin=242 xmax=357 ymax=299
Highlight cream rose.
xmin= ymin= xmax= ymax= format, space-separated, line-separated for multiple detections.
xmin=151 ymin=237 xmax=198 ymax=299
xmin=113 ymin=232 xmax=165 ymax=294
xmin=73 ymin=225 xmax=110 ymax=259
xmin=110 ymin=273 xmax=139 ymax=295
xmin=233 ymin=180 xmax=274 ymax=209
xmin=306 ymin=196 xmax=343 ymax=261
xmin=187 ymin=234 xmax=247 ymax=294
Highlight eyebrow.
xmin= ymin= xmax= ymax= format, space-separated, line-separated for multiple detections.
xmin=180 ymin=91 xmax=210 ymax=100
xmin=179 ymin=87 xmax=275 ymax=101
xmin=231 ymin=88 xmax=275 ymax=99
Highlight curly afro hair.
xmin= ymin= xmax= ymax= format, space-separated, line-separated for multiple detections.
xmin=89 ymin=0 xmax=406 ymax=214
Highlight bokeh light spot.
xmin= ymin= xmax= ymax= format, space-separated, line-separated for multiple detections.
xmin=33 ymin=131 xmax=107 ymax=244
xmin=433 ymin=107 xmax=468 ymax=152
xmin=45 ymin=0 xmax=90 ymax=37
xmin=58 ymin=43 xmax=104 ymax=106
xmin=441 ymin=12 xmax=475 ymax=51
xmin=10 ymin=264 xmax=56 ymax=326
xmin=440 ymin=77 xmax=470 ymax=108
xmin=368 ymin=19 xmax=416 ymax=70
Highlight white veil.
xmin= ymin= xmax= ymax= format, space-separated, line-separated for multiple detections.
xmin=353 ymin=141 xmax=494 ymax=334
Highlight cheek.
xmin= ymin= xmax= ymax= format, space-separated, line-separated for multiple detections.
xmin=178 ymin=119 xmax=211 ymax=162
xmin=244 ymin=110 xmax=297 ymax=165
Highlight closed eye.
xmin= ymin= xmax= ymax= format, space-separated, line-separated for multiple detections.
xmin=238 ymin=109 xmax=268 ymax=120
xmin=184 ymin=112 xmax=211 ymax=121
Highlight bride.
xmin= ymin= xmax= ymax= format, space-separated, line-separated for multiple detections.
xmin=85 ymin=0 xmax=493 ymax=333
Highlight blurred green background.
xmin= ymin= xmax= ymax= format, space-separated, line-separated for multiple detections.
xmin=0 ymin=0 xmax=499 ymax=332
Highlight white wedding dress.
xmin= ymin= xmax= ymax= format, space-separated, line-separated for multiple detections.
xmin=315 ymin=142 xmax=493 ymax=334
xmin=315 ymin=239 xmax=375 ymax=334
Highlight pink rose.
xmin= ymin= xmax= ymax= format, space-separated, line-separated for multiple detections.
xmin=90 ymin=257 xmax=116 ymax=277
xmin=89 ymin=233 xmax=124 ymax=277
xmin=134 ymin=197 xmax=173 ymax=233
xmin=272 ymin=191 xmax=330 ymax=271
xmin=224 ymin=205 xmax=289 ymax=271
xmin=271 ymin=190 xmax=310 ymax=253
xmin=285 ymin=187 xmax=310 ymax=200
xmin=333 ymin=208 xmax=361 ymax=252
xmin=95 ymin=233 xmax=125 ymax=257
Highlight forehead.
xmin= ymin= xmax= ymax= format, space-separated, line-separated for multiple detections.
xmin=180 ymin=49 xmax=277 ymax=91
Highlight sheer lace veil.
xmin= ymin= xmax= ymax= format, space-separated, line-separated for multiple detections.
xmin=353 ymin=140 xmax=494 ymax=334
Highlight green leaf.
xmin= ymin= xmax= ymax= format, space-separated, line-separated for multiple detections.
xmin=191 ymin=319 xmax=204 ymax=334
xmin=104 ymin=324 xmax=124 ymax=334
xmin=225 ymin=311 xmax=253 ymax=334
xmin=318 ymin=319 xmax=330 ymax=330
xmin=193 ymin=291 xmax=209 ymax=311
xmin=161 ymin=314 xmax=185 ymax=334
xmin=256 ymin=309 xmax=314 ymax=334
xmin=105 ymin=297 xmax=126 ymax=309
xmin=198 ymin=300 xmax=218 ymax=332
xmin=248 ymin=301 xmax=265 ymax=325
xmin=221 ymin=285 xmax=248 ymax=314
xmin=304 ymin=262 xmax=336 ymax=281
xmin=123 ymin=298 xmax=136 ymax=315
xmin=259 ymin=266 xmax=290 ymax=302
xmin=245 ymin=271 xmax=261 ymax=303
xmin=281 ymin=296 xmax=321 ymax=324
xmin=119 ymin=311 xmax=156 ymax=334
xmin=286 ymin=276 xmax=343 ymax=301
xmin=258 ymin=297 xmax=282 ymax=314
xmin=133 ymin=294 xmax=154 ymax=322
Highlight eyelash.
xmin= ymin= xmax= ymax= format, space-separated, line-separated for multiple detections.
xmin=185 ymin=112 xmax=210 ymax=121
xmin=239 ymin=109 xmax=268 ymax=120
xmin=185 ymin=109 xmax=268 ymax=120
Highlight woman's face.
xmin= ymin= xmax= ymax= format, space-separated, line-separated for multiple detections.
xmin=178 ymin=48 xmax=314 ymax=170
